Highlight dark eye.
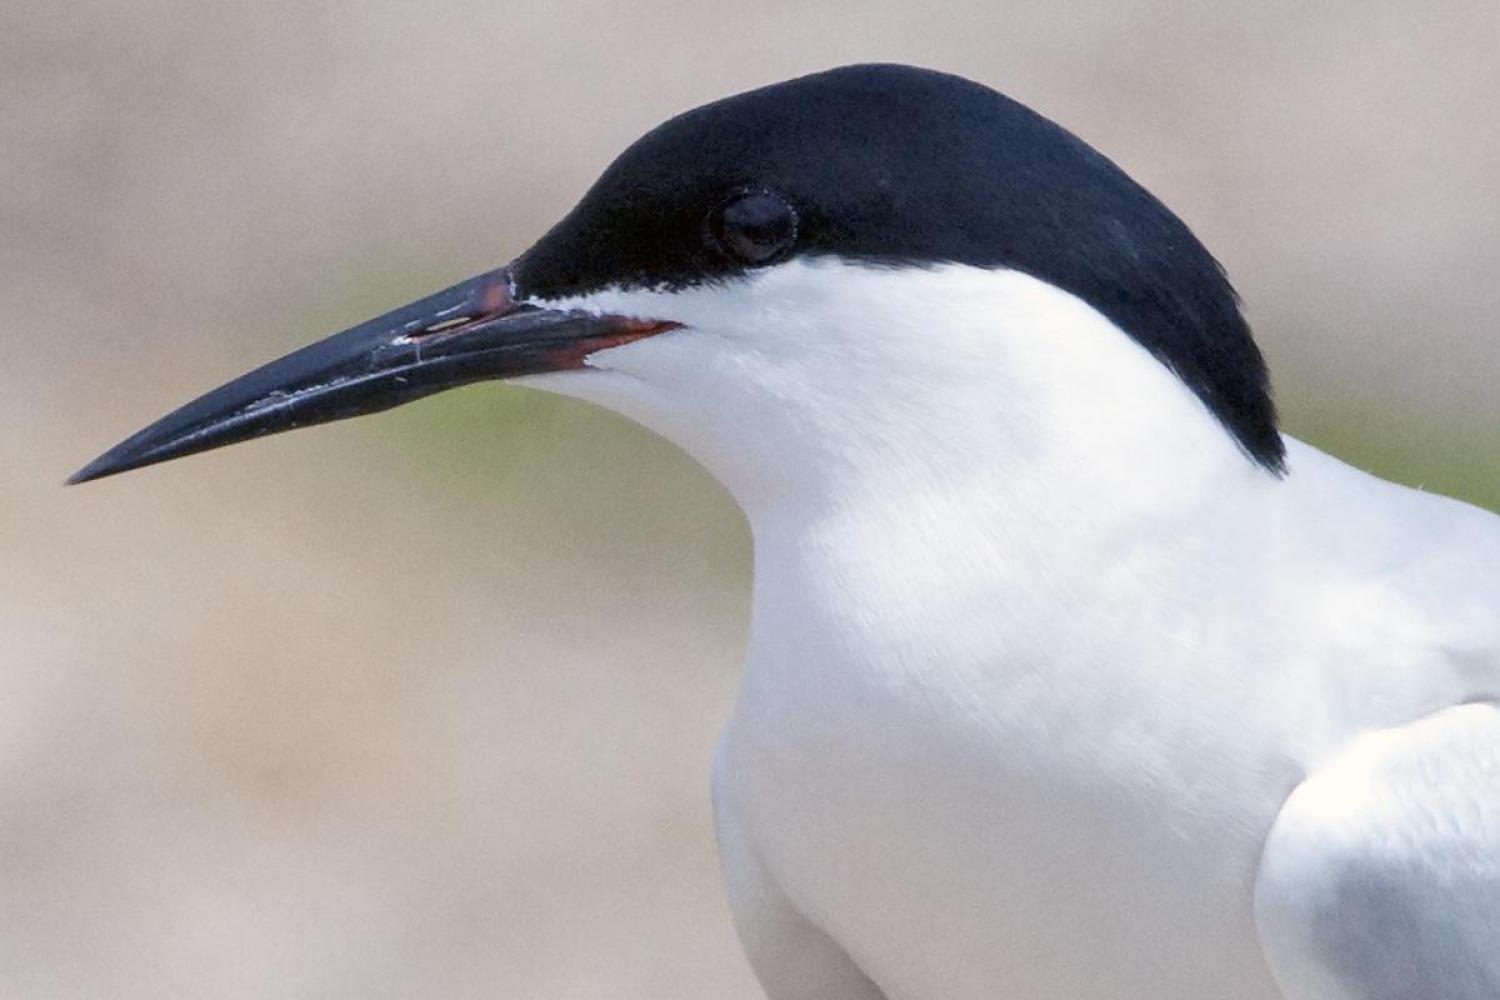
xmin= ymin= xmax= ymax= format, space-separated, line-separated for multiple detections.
xmin=707 ymin=189 xmax=799 ymax=264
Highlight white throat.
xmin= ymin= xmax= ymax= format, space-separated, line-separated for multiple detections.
xmin=521 ymin=258 xmax=1271 ymax=545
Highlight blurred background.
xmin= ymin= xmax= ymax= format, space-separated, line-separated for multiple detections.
xmin=3 ymin=2 xmax=1497 ymax=997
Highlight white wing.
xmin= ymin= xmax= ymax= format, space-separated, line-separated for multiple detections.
xmin=1255 ymin=702 xmax=1500 ymax=999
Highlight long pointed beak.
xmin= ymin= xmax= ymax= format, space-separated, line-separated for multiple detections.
xmin=70 ymin=267 xmax=675 ymax=484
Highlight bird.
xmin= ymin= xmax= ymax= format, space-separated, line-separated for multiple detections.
xmin=73 ymin=64 xmax=1499 ymax=1000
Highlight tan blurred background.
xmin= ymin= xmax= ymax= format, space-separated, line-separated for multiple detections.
xmin=3 ymin=2 xmax=1497 ymax=997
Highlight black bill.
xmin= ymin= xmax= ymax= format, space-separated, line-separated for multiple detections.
xmin=70 ymin=267 xmax=676 ymax=484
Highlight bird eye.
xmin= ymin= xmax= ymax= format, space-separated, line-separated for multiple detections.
xmin=707 ymin=189 xmax=798 ymax=264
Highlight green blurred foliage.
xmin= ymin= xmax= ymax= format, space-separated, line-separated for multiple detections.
xmin=1288 ymin=402 xmax=1500 ymax=514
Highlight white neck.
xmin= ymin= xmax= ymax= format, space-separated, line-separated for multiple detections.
xmin=524 ymin=259 xmax=1275 ymax=559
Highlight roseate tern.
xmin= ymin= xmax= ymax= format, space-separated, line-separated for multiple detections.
xmin=74 ymin=65 xmax=1500 ymax=1000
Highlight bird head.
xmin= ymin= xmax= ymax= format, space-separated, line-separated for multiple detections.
xmin=73 ymin=64 xmax=1282 ymax=508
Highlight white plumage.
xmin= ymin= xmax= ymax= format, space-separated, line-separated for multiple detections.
xmin=521 ymin=258 xmax=1500 ymax=999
